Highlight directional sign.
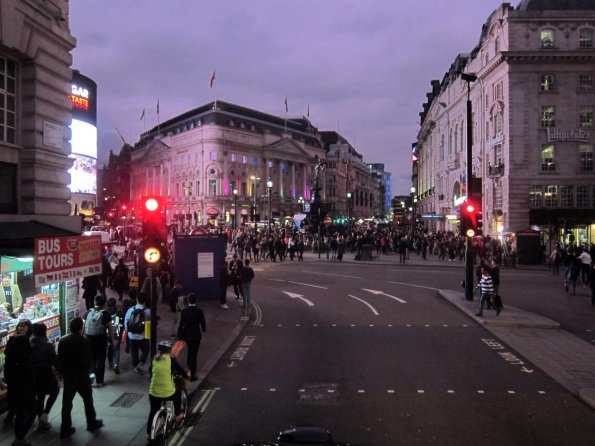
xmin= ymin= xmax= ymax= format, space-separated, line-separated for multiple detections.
xmin=282 ymin=291 xmax=314 ymax=307
xmin=362 ymin=288 xmax=407 ymax=304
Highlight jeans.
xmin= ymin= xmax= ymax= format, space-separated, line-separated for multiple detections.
xmin=87 ymin=334 xmax=108 ymax=384
xmin=478 ymin=292 xmax=491 ymax=315
xmin=129 ymin=338 xmax=149 ymax=368
xmin=241 ymin=282 xmax=252 ymax=309
xmin=108 ymin=335 xmax=121 ymax=368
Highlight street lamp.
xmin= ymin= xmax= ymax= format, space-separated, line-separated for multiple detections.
xmin=346 ymin=192 xmax=352 ymax=232
xmin=298 ymin=196 xmax=304 ymax=213
xmin=410 ymin=186 xmax=416 ymax=237
xmin=267 ymin=178 xmax=273 ymax=236
xmin=232 ymin=188 xmax=238 ymax=230
xmin=250 ymin=175 xmax=260 ymax=232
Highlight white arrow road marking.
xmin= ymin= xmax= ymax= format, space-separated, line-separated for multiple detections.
xmin=282 ymin=291 xmax=315 ymax=306
xmin=362 ymin=288 xmax=407 ymax=304
xmin=348 ymin=294 xmax=379 ymax=316
xmin=288 ymin=281 xmax=328 ymax=289
xmin=520 ymin=367 xmax=534 ymax=374
xmin=387 ymin=280 xmax=439 ymax=291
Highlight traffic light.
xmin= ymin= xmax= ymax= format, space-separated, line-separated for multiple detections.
xmin=141 ymin=196 xmax=166 ymax=265
xmin=476 ymin=210 xmax=483 ymax=236
xmin=460 ymin=201 xmax=478 ymax=238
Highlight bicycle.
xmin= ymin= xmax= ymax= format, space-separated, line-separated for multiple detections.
xmin=149 ymin=373 xmax=189 ymax=445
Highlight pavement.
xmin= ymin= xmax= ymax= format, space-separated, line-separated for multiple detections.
xmin=1 ymin=247 xmax=594 ymax=445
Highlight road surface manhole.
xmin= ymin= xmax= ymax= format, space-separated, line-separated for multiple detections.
xmin=110 ymin=392 xmax=144 ymax=408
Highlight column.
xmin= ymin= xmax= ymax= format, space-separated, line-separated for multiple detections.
xmin=291 ymin=163 xmax=296 ymax=199
xmin=278 ymin=160 xmax=283 ymax=198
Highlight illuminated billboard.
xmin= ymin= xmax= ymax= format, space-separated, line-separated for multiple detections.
xmin=68 ymin=70 xmax=98 ymax=195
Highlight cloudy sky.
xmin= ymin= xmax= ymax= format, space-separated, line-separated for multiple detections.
xmin=69 ymin=0 xmax=503 ymax=195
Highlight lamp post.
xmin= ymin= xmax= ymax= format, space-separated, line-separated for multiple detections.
xmin=346 ymin=192 xmax=352 ymax=232
xmin=232 ymin=188 xmax=238 ymax=230
xmin=250 ymin=175 xmax=260 ymax=232
xmin=461 ymin=72 xmax=478 ymax=301
xmin=267 ymin=178 xmax=273 ymax=236
xmin=298 ymin=196 xmax=304 ymax=213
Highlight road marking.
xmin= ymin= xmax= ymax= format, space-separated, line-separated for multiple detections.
xmin=387 ymin=280 xmax=439 ymax=291
xmin=348 ymin=294 xmax=379 ymax=316
xmin=173 ymin=389 xmax=218 ymax=445
xmin=362 ymin=288 xmax=407 ymax=304
xmin=288 ymin=281 xmax=328 ymax=289
xmin=390 ymin=269 xmax=453 ymax=274
xmin=282 ymin=291 xmax=315 ymax=307
xmin=302 ymin=270 xmax=362 ymax=279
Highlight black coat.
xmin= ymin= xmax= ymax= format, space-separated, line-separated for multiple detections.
xmin=58 ymin=332 xmax=93 ymax=381
xmin=177 ymin=305 xmax=206 ymax=342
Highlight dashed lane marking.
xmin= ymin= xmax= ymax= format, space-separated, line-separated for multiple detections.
xmin=227 ymin=387 xmax=548 ymax=395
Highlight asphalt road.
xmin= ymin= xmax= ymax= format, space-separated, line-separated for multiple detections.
xmin=186 ymin=261 xmax=595 ymax=446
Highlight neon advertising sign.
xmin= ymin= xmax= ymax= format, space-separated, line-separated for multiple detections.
xmin=69 ymin=84 xmax=90 ymax=111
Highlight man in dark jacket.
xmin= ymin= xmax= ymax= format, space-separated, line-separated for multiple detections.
xmin=58 ymin=317 xmax=103 ymax=439
xmin=177 ymin=293 xmax=206 ymax=381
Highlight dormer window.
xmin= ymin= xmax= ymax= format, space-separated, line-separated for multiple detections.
xmin=540 ymin=29 xmax=555 ymax=48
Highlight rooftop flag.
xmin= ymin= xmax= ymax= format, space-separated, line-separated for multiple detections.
xmin=210 ymin=70 xmax=216 ymax=88
xmin=285 ymin=97 xmax=288 ymax=112
xmin=140 ymin=108 xmax=145 ymax=120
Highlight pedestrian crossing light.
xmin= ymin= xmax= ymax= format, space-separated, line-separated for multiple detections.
xmin=462 ymin=202 xmax=478 ymax=238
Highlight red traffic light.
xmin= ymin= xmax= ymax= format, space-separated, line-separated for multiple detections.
xmin=464 ymin=203 xmax=475 ymax=213
xmin=144 ymin=197 xmax=160 ymax=212
xmin=120 ymin=204 xmax=127 ymax=211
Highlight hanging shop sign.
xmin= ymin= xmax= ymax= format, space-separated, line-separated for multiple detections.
xmin=33 ymin=235 xmax=102 ymax=287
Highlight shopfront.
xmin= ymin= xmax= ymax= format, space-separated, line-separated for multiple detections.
xmin=0 ymin=234 xmax=102 ymax=406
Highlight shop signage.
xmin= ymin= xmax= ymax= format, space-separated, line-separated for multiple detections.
xmin=33 ymin=235 xmax=102 ymax=287
xmin=69 ymin=84 xmax=90 ymax=111
xmin=547 ymin=128 xmax=590 ymax=142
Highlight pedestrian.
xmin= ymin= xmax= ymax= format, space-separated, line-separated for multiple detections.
xmin=125 ymin=291 xmax=151 ymax=375
xmin=30 ymin=322 xmax=60 ymax=432
xmin=476 ymin=266 xmax=495 ymax=317
xmin=229 ymin=255 xmax=243 ymax=300
xmin=240 ymin=258 xmax=255 ymax=310
xmin=169 ymin=280 xmax=184 ymax=337
xmin=550 ymin=246 xmax=561 ymax=276
xmin=1 ymin=272 xmax=23 ymax=317
xmin=58 ymin=317 xmax=103 ymax=439
xmin=146 ymin=340 xmax=189 ymax=443
xmin=105 ymin=297 xmax=123 ymax=374
xmin=112 ymin=258 xmax=129 ymax=301
xmin=3 ymin=319 xmax=36 ymax=446
xmin=588 ymin=263 xmax=595 ymax=308
xmin=566 ymin=252 xmax=581 ymax=295
xmin=83 ymin=294 xmax=114 ymax=387
xmin=177 ymin=293 xmax=206 ymax=381
xmin=578 ymin=248 xmax=592 ymax=286
xmin=81 ymin=274 xmax=104 ymax=310
xmin=219 ymin=261 xmax=230 ymax=309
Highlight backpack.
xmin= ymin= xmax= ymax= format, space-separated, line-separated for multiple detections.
xmin=85 ymin=309 xmax=106 ymax=336
xmin=127 ymin=307 xmax=146 ymax=334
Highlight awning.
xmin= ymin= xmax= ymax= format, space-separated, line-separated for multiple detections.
xmin=0 ymin=220 xmax=78 ymax=257
xmin=206 ymin=207 xmax=219 ymax=216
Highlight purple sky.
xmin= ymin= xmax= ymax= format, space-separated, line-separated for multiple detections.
xmin=69 ymin=0 xmax=502 ymax=195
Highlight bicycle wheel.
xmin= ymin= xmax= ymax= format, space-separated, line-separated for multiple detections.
xmin=150 ymin=409 xmax=168 ymax=443
xmin=174 ymin=390 xmax=188 ymax=429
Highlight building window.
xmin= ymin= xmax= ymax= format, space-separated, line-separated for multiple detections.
xmin=253 ymin=157 xmax=258 ymax=166
xmin=544 ymin=185 xmax=558 ymax=207
xmin=579 ymin=144 xmax=593 ymax=172
xmin=541 ymin=144 xmax=555 ymax=172
xmin=529 ymin=185 xmax=543 ymax=208
xmin=494 ymin=186 xmax=503 ymax=209
xmin=579 ymin=74 xmax=594 ymax=90
xmin=541 ymin=106 xmax=556 ymax=127
xmin=495 ymin=113 xmax=503 ymax=135
xmin=440 ymin=135 xmax=445 ymax=161
xmin=580 ymin=107 xmax=593 ymax=127
xmin=210 ymin=152 xmax=216 ymax=161
xmin=541 ymin=74 xmax=556 ymax=92
xmin=560 ymin=185 xmax=574 ymax=208
xmin=494 ymin=144 xmax=503 ymax=165
xmin=577 ymin=185 xmax=588 ymax=208
xmin=267 ymin=160 xmax=272 ymax=168
xmin=0 ymin=57 xmax=16 ymax=144
xmin=242 ymin=155 xmax=248 ymax=164
xmin=493 ymin=81 xmax=503 ymax=101
xmin=579 ymin=28 xmax=594 ymax=48
xmin=209 ymin=179 xmax=217 ymax=196
xmin=231 ymin=153 xmax=237 ymax=162
xmin=495 ymin=37 xmax=500 ymax=54
xmin=0 ymin=162 xmax=17 ymax=213
xmin=540 ymin=29 xmax=555 ymax=48
xmin=196 ymin=181 xmax=200 ymax=195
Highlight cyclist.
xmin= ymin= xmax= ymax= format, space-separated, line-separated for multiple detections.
xmin=146 ymin=340 xmax=189 ymax=442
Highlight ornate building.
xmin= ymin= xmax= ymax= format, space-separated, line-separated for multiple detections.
xmin=415 ymin=0 xmax=595 ymax=247
xmin=0 ymin=0 xmax=80 ymax=233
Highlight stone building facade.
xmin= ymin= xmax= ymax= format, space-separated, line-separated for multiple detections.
xmin=0 ymin=0 xmax=80 ymax=233
xmin=415 ymin=0 xmax=595 ymax=246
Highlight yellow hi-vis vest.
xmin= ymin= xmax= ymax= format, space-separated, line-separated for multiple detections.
xmin=149 ymin=356 xmax=175 ymax=398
